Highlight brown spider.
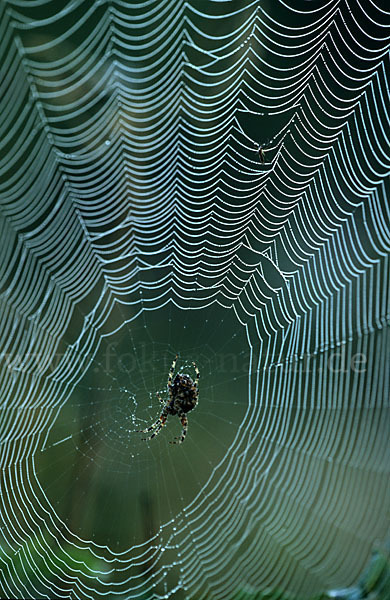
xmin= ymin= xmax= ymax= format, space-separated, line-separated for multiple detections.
xmin=138 ymin=355 xmax=200 ymax=444
xmin=255 ymin=139 xmax=272 ymax=164
xmin=258 ymin=146 xmax=266 ymax=164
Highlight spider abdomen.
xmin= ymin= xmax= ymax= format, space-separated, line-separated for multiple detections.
xmin=172 ymin=374 xmax=198 ymax=414
xmin=174 ymin=396 xmax=197 ymax=413
xmin=139 ymin=356 xmax=199 ymax=444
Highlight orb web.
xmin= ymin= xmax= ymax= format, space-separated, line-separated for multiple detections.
xmin=0 ymin=1 xmax=389 ymax=599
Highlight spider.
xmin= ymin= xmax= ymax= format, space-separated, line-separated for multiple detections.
xmin=254 ymin=138 xmax=273 ymax=164
xmin=138 ymin=355 xmax=200 ymax=444
xmin=258 ymin=145 xmax=266 ymax=164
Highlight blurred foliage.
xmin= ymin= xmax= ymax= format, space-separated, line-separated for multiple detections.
xmin=1 ymin=536 xmax=389 ymax=598
xmin=189 ymin=546 xmax=390 ymax=600
xmin=0 ymin=531 xmax=110 ymax=598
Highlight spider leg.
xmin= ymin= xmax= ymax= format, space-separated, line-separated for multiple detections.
xmin=170 ymin=412 xmax=188 ymax=445
xmin=140 ymin=413 xmax=168 ymax=441
xmin=156 ymin=392 xmax=164 ymax=405
xmin=168 ymin=354 xmax=178 ymax=399
xmin=192 ymin=361 xmax=200 ymax=390
xmin=137 ymin=417 xmax=160 ymax=433
xmin=138 ymin=408 xmax=166 ymax=433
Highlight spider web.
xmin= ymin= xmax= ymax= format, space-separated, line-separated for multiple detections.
xmin=0 ymin=0 xmax=390 ymax=599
